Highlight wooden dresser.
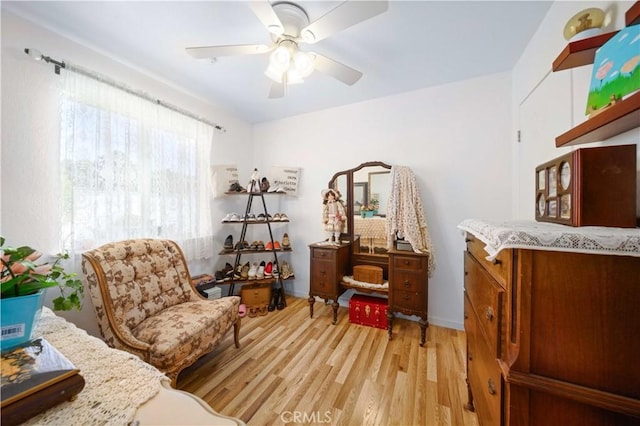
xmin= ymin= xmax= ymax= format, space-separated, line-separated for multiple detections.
xmin=308 ymin=242 xmax=430 ymax=345
xmin=460 ymin=220 xmax=640 ymax=425
xmin=308 ymin=242 xmax=351 ymax=324
xmin=388 ymin=249 xmax=429 ymax=345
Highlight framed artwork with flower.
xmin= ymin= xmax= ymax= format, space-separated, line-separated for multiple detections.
xmin=586 ymin=25 xmax=640 ymax=115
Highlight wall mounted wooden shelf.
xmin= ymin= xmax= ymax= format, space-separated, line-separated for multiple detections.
xmin=555 ymin=91 xmax=640 ymax=147
xmin=552 ymin=31 xmax=617 ymax=71
xmin=626 ymin=1 xmax=640 ymax=25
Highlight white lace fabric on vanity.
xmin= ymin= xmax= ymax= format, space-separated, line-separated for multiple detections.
xmin=458 ymin=219 xmax=640 ymax=260
xmin=386 ymin=165 xmax=436 ymax=276
xmin=25 ymin=308 xmax=168 ymax=426
xmin=342 ymin=275 xmax=389 ymax=291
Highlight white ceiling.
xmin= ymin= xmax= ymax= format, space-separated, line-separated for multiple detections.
xmin=3 ymin=1 xmax=553 ymax=124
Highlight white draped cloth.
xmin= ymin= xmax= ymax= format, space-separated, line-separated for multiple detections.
xmin=386 ymin=166 xmax=436 ymax=276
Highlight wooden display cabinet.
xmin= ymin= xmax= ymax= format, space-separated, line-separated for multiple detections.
xmin=535 ymin=144 xmax=637 ymax=228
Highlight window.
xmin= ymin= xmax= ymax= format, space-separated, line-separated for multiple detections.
xmin=60 ymin=71 xmax=214 ymax=261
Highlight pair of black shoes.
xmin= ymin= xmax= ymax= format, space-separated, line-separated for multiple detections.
xmin=268 ymin=288 xmax=285 ymax=311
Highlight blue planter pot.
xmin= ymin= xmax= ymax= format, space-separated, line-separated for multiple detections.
xmin=0 ymin=290 xmax=45 ymax=350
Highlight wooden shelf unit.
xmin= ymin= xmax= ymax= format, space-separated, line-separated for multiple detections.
xmin=552 ymin=31 xmax=617 ymax=71
xmin=552 ymin=1 xmax=640 ymax=147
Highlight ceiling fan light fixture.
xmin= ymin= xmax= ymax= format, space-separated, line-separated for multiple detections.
xmin=265 ymin=62 xmax=285 ymax=83
xmin=293 ymin=51 xmax=314 ymax=78
xmin=270 ymin=45 xmax=291 ymax=72
xmin=286 ymin=68 xmax=304 ymax=85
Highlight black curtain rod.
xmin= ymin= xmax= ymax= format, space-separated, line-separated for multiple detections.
xmin=24 ymin=48 xmax=225 ymax=132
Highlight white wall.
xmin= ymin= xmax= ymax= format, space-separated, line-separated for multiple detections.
xmin=512 ymin=0 xmax=639 ymax=219
xmin=1 ymin=10 xmax=254 ymax=336
xmin=253 ymin=72 xmax=513 ymax=329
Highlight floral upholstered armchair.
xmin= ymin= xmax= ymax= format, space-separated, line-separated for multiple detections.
xmin=81 ymin=239 xmax=241 ymax=386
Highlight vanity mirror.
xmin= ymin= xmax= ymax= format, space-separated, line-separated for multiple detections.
xmin=328 ymin=161 xmax=391 ymax=269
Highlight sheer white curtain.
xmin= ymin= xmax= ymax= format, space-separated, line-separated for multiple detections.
xmin=59 ymin=71 xmax=215 ymax=261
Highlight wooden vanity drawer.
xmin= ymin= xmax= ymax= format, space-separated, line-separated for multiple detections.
xmin=391 ymin=270 xmax=424 ymax=292
xmin=464 ymin=252 xmax=503 ymax=356
xmin=466 ymin=234 xmax=510 ymax=288
xmin=392 ymin=255 xmax=423 ymax=271
xmin=311 ymin=259 xmax=336 ymax=296
xmin=468 ymin=323 xmax=502 ymax=426
xmin=312 ymin=248 xmax=334 ymax=260
xmin=391 ymin=289 xmax=425 ymax=313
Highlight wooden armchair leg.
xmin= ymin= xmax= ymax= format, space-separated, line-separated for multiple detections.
xmin=233 ymin=319 xmax=241 ymax=348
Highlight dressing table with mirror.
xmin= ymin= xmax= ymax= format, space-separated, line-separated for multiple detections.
xmin=308 ymin=161 xmax=430 ymax=345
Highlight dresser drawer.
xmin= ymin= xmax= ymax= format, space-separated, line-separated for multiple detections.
xmin=392 ymin=255 xmax=423 ymax=271
xmin=467 ymin=325 xmax=502 ymax=426
xmin=311 ymin=259 xmax=337 ymax=296
xmin=312 ymin=248 xmax=334 ymax=260
xmin=391 ymin=289 xmax=426 ymax=313
xmin=464 ymin=252 xmax=503 ymax=356
xmin=466 ymin=234 xmax=510 ymax=288
xmin=392 ymin=269 xmax=425 ymax=292
xmin=464 ymin=293 xmax=478 ymax=361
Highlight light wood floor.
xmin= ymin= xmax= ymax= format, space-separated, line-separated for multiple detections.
xmin=178 ymin=297 xmax=479 ymax=426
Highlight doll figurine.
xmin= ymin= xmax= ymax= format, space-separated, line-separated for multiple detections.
xmin=321 ymin=188 xmax=347 ymax=245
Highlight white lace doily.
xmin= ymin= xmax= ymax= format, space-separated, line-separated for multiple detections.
xmin=458 ymin=219 xmax=640 ymax=260
xmin=342 ymin=276 xmax=389 ymax=291
xmin=24 ymin=308 xmax=168 ymax=425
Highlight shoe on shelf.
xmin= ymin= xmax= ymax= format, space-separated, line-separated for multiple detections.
xmin=278 ymin=213 xmax=289 ymax=221
xmin=229 ymin=213 xmax=241 ymax=222
xmin=221 ymin=213 xmax=234 ymax=222
xmin=224 ymin=263 xmax=234 ymax=280
xmin=273 ymin=240 xmax=281 ymax=250
xmin=260 ymin=177 xmax=270 ymax=192
xmin=223 ymin=234 xmax=234 ymax=251
xmin=272 ymin=213 xmax=281 ymax=221
xmin=264 ymin=261 xmax=273 ymax=278
xmin=282 ymin=233 xmax=291 ymax=250
xmin=234 ymin=264 xmax=242 ymax=280
xmin=228 ymin=181 xmax=245 ymax=193
xmin=276 ymin=288 xmax=285 ymax=310
xmin=241 ymin=262 xmax=251 ymax=280
xmin=214 ymin=270 xmax=225 ymax=283
xmin=248 ymin=262 xmax=258 ymax=280
xmin=272 ymin=263 xmax=279 ymax=278
xmin=281 ymin=261 xmax=291 ymax=279
xmin=281 ymin=260 xmax=294 ymax=279
xmin=257 ymin=240 xmax=265 ymax=251
xmin=265 ymin=241 xmax=273 ymax=250
xmin=257 ymin=213 xmax=266 ymax=221
xmin=257 ymin=261 xmax=266 ymax=279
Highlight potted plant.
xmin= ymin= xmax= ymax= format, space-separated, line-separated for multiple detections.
xmin=1 ymin=236 xmax=83 ymax=349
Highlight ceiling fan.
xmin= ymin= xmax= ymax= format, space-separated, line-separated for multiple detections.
xmin=185 ymin=1 xmax=389 ymax=98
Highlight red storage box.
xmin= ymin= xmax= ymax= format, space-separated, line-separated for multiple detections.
xmin=349 ymin=294 xmax=388 ymax=330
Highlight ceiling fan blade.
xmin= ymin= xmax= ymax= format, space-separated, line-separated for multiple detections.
xmin=186 ymin=44 xmax=271 ymax=59
xmin=250 ymin=1 xmax=284 ymax=35
xmin=311 ymin=53 xmax=363 ymax=86
xmin=301 ymin=1 xmax=389 ymax=43
xmin=268 ymin=82 xmax=285 ymax=99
